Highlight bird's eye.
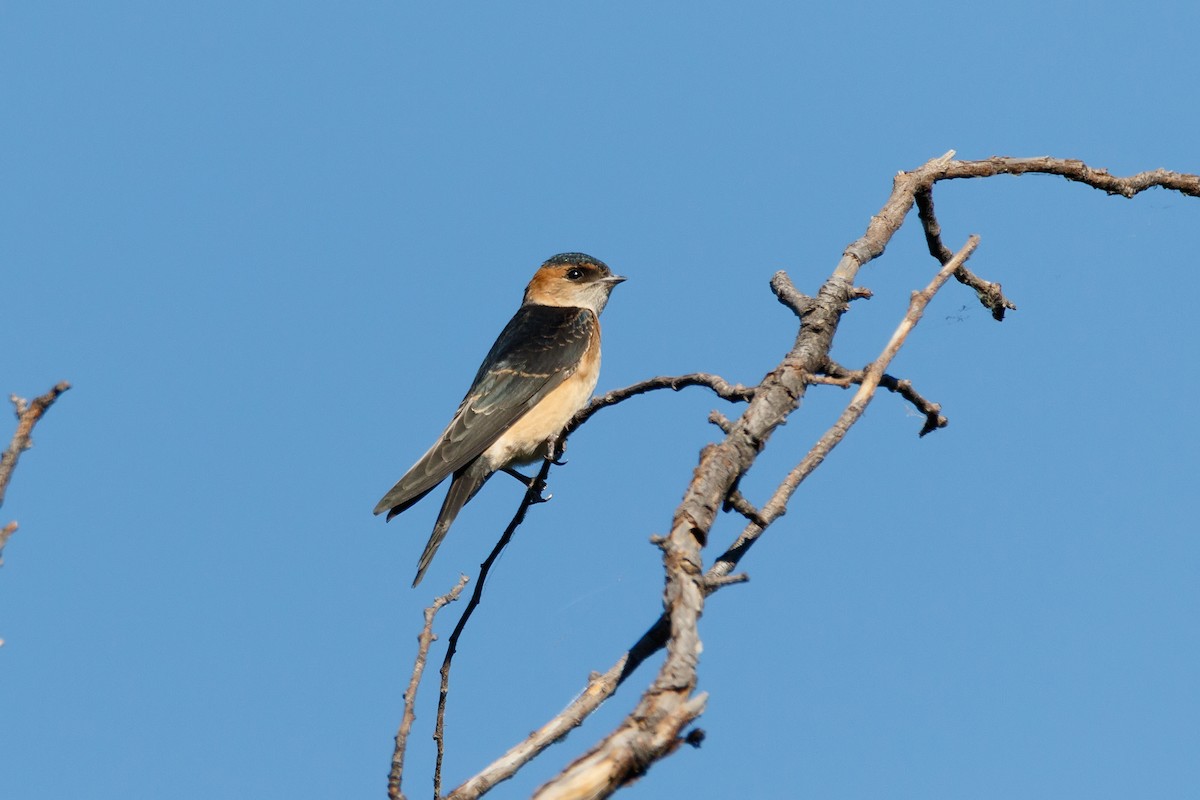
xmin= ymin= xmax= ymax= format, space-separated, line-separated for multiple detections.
xmin=566 ymin=268 xmax=584 ymax=281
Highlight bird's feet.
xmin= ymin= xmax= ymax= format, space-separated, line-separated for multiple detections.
xmin=501 ymin=467 xmax=552 ymax=504
xmin=501 ymin=466 xmax=536 ymax=488
xmin=548 ymin=435 xmax=568 ymax=466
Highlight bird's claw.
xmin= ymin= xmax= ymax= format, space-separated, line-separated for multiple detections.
xmin=546 ymin=435 xmax=568 ymax=465
xmin=501 ymin=467 xmax=538 ymax=488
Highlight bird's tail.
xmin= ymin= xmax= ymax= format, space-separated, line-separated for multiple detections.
xmin=413 ymin=458 xmax=492 ymax=587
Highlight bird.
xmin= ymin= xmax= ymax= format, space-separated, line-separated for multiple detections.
xmin=374 ymin=253 xmax=626 ymax=586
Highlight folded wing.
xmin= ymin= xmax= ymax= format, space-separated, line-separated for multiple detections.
xmin=374 ymin=304 xmax=595 ymax=518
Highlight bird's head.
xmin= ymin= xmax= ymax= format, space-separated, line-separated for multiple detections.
xmin=523 ymin=253 xmax=626 ymax=314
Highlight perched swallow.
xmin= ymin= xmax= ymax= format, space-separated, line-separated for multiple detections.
xmin=374 ymin=253 xmax=625 ymax=586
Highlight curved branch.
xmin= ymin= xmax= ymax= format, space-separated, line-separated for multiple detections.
xmin=915 ymin=186 xmax=1015 ymax=320
xmin=821 ymin=360 xmax=948 ymax=437
xmin=566 ymin=373 xmax=754 ymax=434
xmin=942 ymin=156 xmax=1200 ymax=197
xmin=832 ymin=152 xmax=1198 ymax=292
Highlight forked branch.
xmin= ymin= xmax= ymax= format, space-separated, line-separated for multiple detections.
xmin=393 ymin=154 xmax=1199 ymax=799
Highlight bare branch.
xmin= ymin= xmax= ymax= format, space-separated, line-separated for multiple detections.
xmin=533 ymin=488 xmax=710 ymax=797
xmin=832 ymin=152 xmax=1198 ymax=290
xmin=705 ymin=238 xmax=977 ymax=584
xmin=822 ymin=361 xmax=948 ymax=437
xmin=447 ymin=490 xmax=765 ymax=799
xmin=915 ymin=187 xmax=1015 ymax=320
xmin=0 ymin=381 xmax=70 ymax=508
xmin=804 ymin=373 xmax=853 ymax=387
xmin=446 ymin=637 xmax=650 ymax=799
xmin=760 ymin=236 xmax=979 ymax=529
xmin=389 ymin=575 xmax=469 ymax=800
xmin=942 ymin=156 xmax=1200 ymax=197
xmin=567 ymin=374 xmax=754 ymax=434
xmin=1 ymin=381 xmax=70 ymax=566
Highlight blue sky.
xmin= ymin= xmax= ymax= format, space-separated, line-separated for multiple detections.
xmin=3 ymin=2 xmax=1198 ymax=798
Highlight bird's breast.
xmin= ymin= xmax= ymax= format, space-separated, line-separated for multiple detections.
xmin=482 ymin=334 xmax=601 ymax=468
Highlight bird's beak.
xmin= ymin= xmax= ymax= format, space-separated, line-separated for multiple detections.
xmin=604 ymin=275 xmax=627 ymax=285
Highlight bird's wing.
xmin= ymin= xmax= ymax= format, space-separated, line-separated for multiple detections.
xmin=373 ymin=304 xmax=595 ymax=516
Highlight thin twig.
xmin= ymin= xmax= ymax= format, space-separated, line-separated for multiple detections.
xmin=916 ymin=187 xmax=1015 ymax=320
xmin=567 ymin=374 xmax=753 ymax=434
xmin=434 ymin=457 xmax=554 ymax=799
xmin=446 ymin=624 xmax=656 ymax=798
xmin=390 ymin=575 xmax=469 ymax=800
xmin=1 ymin=381 xmax=70 ymax=566
xmin=822 ymin=361 xmax=948 ymax=437
xmin=0 ymin=381 xmax=70 ymax=508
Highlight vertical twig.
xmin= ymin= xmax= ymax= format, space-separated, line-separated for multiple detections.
xmin=390 ymin=575 xmax=470 ymax=800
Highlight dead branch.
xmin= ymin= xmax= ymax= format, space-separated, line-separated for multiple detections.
xmin=568 ymin=373 xmax=755 ymax=434
xmin=389 ymin=575 xmax=469 ymax=800
xmin=821 ymin=360 xmax=948 ymax=437
xmin=0 ymin=381 xmax=70 ymax=508
xmin=831 ymin=151 xmax=1197 ymax=297
xmin=915 ymin=186 xmax=1014 ymax=321
xmin=0 ymin=381 xmax=70 ymax=566
xmin=403 ymin=154 xmax=1199 ymax=799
